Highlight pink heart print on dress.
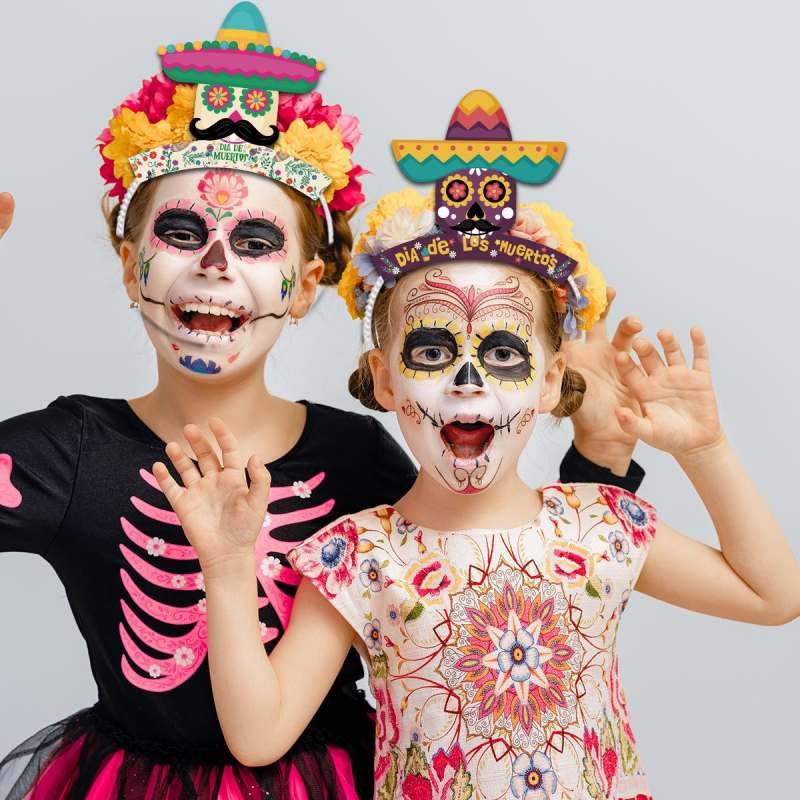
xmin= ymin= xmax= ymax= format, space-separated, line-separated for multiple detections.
xmin=0 ymin=454 xmax=22 ymax=508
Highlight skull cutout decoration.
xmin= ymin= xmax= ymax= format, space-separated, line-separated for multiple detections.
xmin=436 ymin=169 xmax=517 ymax=237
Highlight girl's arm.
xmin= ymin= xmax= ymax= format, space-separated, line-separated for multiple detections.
xmin=615 ymin=329 xmax=800 ymax=625
xmin=154 ymin=420 xmax=354 ymax=766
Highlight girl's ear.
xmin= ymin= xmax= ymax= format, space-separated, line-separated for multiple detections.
xmin=289 ymin=257 xmax=325 ymax=319
xmin=539 ymin=351 xmax=567 ymax=414
xmin=119 ymin=241 xmax=140 ymax=304
xmin=369 ymin=348 xmax=396 ymax=411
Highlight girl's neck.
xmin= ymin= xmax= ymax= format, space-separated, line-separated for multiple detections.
xmin=128 ymin=355 xmax=306 ymax=463
xmin=395 ymin=467 xmax=542 ymax=532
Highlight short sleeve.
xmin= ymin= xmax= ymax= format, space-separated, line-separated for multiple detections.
xmin=288 ymin=515 xmax=372 ymax=644
xmin=365 ymin=417 xmax=417 ymax=507
xmin=0 ymin=398 xmax=84 ymax=556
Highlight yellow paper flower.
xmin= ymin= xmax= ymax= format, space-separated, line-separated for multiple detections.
xmin=101 ymin=89 xmax=195 ymax=190
xmin=525 ymin=202 xmax=608 ymax=331
xmin=338 ymin=261 xmax=362 ymax=320
xmin=276 ymin=119 xmax=352 ymax=202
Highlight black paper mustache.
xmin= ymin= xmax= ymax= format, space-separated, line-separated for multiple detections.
xmin=189 ymin=117 xmax=279 ymax=147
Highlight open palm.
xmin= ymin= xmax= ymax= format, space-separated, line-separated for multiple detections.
xmin=0 ymin=193 xmax=14 ymax=240
xmin=615 ymin=328 xmax=723 ymax=456
xmin=153 ymin=418 xmax=270 ymax=569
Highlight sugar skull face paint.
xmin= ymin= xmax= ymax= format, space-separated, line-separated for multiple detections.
xmin=390 ymin=265 xmax=548 ymax=495
xmin=131 ymin=169 xmax=302 ymax=379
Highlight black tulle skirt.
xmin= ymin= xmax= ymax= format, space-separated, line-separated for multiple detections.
xmin=0 ymin=700 xmax=374 ymax=800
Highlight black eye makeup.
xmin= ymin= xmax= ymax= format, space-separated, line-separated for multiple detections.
xmin=402 ymin=327 xmax=459 ymax=372
xmin=476 ymin=329 xmax=532 ymax=381
xmin=153 ymin=209 xmax=209 ymax=251
xmin=229 ymin=218 xmax=286 ymax=259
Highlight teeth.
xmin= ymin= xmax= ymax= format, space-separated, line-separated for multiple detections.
xmin=210 ymin=307 xmax=222 ymax=316
xmin=176 ymin=302 xmax=245 ymax=319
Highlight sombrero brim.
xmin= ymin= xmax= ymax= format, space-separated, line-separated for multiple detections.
xmin=391 ymin=139 xmax=566 ymax=184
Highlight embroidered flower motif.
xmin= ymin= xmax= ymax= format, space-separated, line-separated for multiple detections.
xmin=146 ymin=537 xmax=167 ymax=557
xmin=396 ymin=519 xmax=418 ymax=537
xmin=543 ymin=496 xmax=564 ymax=517
xmin=608 ymin=530 xmax=630 ymax=562
xmin=260 ymin=556 xmax=282 ymax=578
xmin=543 ymin=539 xmax=595 ymax=589
xmin=173 ymin=646 xmax=195 ymax=668
xmin=387 ymin=603 xmax=402 ymax=626
xmin=403 ymin=551 xmax=461 ymax=606
xmin=363 ymin=619 xmax=383 ymax=652
xmin=148 ymin=664 xmax=162 ymax=678
xmin=598 ymin=486 xmax=657 ymax=547
xmin=360 ymin=558 xmax=383 ymax=592
xmin=171 ymin=574 xmax=187 ymax=589
xmin=198 ymin=169 xmax=248 ymax=210
xmin=510 ymin=751 xmax=558 ymax=800
xmin=610 ymin=654 xmax=637 ymax=746
xmin=373 ymin=678 xmax=400 ymax=784
xmin=439 ymin=566 xmax=582 ymax=749
xmin=292 ymin=480 xmax=312 ymax=498
xmin=290 ymin=518 xmax=360 ymax=599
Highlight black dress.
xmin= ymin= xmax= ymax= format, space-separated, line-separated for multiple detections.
xmin=0 ymin=395 xmax=642 ymax=800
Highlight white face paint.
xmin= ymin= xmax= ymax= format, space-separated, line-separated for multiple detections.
xmin=390 ymin=265 xmax=546 ymax=495
xmin=133 ymin=169 xmax=301 ymax=378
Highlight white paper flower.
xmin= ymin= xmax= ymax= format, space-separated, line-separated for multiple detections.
xmin=365 ymin=207 xmax=436 ymax=254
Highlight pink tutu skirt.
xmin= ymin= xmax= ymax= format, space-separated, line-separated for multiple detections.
xmin=0 ymin=706 xmax=369 ymax=800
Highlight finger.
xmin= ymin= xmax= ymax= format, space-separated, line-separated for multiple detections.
xmin=152 ymin=461 xmax=185 ymax=507
xmin=246 ymin=456 xmax=272 ymax=515
xmin=0 ymin=192 xmax=14 ymax=239
xmin=164 ymin=442 xmax=201 ymax=487
xmin=615 ymin=407 xmax=652 ymax=442
xmin=657 ymin=329 xmax=687 ymax=367
xmin=615 ymin=351 xmax=651 ymax=396
xmin=609 ymin=316 xmax=643 ymax=353
xmin=184 ymin=424 xmax=222 ymax=476
xmin=586 ymin=286 xmax=615 ymax=343
xmin=689 ymin=327 xmax=711 ymax=372
xmin=632 ymin=337 xmax=666 ymax=376
xmin=208 ymin=417 xmax=245 ymax=471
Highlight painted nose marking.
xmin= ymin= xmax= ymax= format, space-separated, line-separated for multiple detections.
xmin=200 ymin=241 xmax=228 ymax=271
xmin=454 ymin=362 xmax=483 ymax=387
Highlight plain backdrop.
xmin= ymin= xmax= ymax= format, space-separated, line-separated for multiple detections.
xmin=1 ymin=1 xmax=798 ymax=797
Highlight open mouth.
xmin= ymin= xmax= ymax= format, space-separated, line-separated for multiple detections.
xmin=441 ymin=421 xmax=495 ymax=460
xmin=451 ymin=219 xmax=500 ymax=237
xmin=171 ymin=301 xmax=250 ymax=336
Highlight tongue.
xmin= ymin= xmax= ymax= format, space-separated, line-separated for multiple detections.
xmin=442 ymin=423 xmax=494 ymax=459
xmin=188 ymin=313 xmax=233 ymax=334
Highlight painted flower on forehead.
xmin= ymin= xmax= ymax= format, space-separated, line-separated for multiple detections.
xmin=198 ymin=170 xmax=248 ymax=210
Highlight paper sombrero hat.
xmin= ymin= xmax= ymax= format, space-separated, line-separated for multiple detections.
xmin=391 ymin=89 xmax=566 ymax=184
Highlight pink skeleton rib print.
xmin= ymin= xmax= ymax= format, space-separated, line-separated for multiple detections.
xmin=118 ymin=466 xmax=335 ymax=692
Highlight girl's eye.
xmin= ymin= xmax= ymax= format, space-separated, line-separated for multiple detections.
xmin=154 ymin=209 xmax=208 ymax=251
xmin=229 ymin=219 xmax=285 ymax=258
xmin=483 ymin=346 xmax=524 ymax=367
xmin=402 ymin=328 xmax=458 ymax=372
xmin=477 ymin=330 xmax=532 ymax=381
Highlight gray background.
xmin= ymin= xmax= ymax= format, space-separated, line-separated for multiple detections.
xmin=1 ymin=0 xmax=798 ymax=796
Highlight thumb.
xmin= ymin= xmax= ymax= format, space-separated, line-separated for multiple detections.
xmin=615 ymin=407 xmax=651 ymax=442
xmin=246 ymin=456 xmax=271 ymax=515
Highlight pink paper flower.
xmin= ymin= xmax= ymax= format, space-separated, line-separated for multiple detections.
xmin=119 ymin=73 xmax=179 ymax=123
xmin=512 ymin=207 xmax=559 ymax=248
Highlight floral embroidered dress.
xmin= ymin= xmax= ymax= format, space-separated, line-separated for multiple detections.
xmin=289 ymin=483 xmax=657 ymax=800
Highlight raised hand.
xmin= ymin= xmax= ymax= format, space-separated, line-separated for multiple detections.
xmin=153 ymin=418 xmax=270 ymax=572
xmin=0 ymin=193 xmax=14 ymax=240
xmin=561 ymin=287 xmax=644 ymax=472
xmin=614 ymin=328 xmax=723 ymax=458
